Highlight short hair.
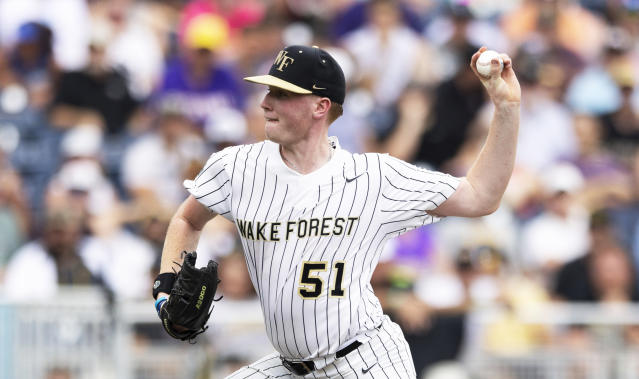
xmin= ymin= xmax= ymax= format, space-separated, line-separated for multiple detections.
xmin=327 ymin=102 xmax=343 ymax=124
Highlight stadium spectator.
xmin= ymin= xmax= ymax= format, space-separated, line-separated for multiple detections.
xmin=590 ymin=243 xmax=638 ymax=302
xmin=599 ymin=55 xmax=639 ymax=158
xmin=49 ymin=24 xmax=139 ymax=134
xmin=152 ymin=12 xmax=245 ymax=133
xmin=0 ymin=153 xmax=29 ymax=274
xmin=374 ymin=84 xmax=434 ymax=162
xmin=472 ymin=246 xmax=551 ymax=358
xmin=513 ymin=43 xmax=579 ymax=173
xmin=88 ymin=0 xmax=165 ymax=99
xmin=565 ymin=26 xmax=632 ymax=116
xmin=81 ymin=202 xmax=156 ymax=301
xmin=569 ymin=113 xmax=634 ymax=209
xmin=121 ymin=111 xmax=206 ymax=212
xmin=0 ymin=0 xmax=91 ymax=70
xmin=318 ymin=45 xmax=374 ymax=154
xmin=502 ymin=0 xmax=607 ymax=61
xmin=8 ymin=21 xmax=56 ymax=109
xmin=412 ymin=42 xmax=484 ymax=170
xmin=3 ymin=206 xmax=93 ymax=301
xmin=552 ymin=208 xmax=639 ymax=359
xmin=553 ymin=209 xmax=639 ymax=302
xmin=8 ymin=22 xmax=53 ymax=79
xmin=209 ymin=250 xmax=272 ymax=377
xmin=379 ymin=44 xmax=486 ymax=172
xmin=0 ymin=48 xmax=19 ymax=87
xmin=178 ymin=0 xmax=265 ymax=35
xmin=46 ymin=124 xmax=118 ymax=223
xmin=520 ymin=163 xmax=590 ymax=275
xmin=340 ymin=0 xmax=435 ymax=107
xmin=218 ymin=250 xmax=256 ymax=300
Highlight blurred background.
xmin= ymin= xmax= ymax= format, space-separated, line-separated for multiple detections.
xmin=0 ymin=0 xmax=639 ymax=378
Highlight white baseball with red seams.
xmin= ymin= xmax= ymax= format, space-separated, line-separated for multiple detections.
xmin=476 ymin=50 xmax=503 ymax=78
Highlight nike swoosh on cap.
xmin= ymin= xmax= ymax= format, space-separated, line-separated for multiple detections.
xmin=312 ymin=84 xmax=326 ymax=90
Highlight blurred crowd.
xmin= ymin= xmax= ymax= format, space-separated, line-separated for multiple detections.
xmin=0 ymin=0 xmax=639 ymax=377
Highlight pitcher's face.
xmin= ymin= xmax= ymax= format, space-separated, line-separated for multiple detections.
xmin=260 ymin=86 xmax=316 ymax=145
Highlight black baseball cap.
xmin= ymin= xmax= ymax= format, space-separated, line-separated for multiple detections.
xmin=244 ymin=45 xmax=346 ymax=105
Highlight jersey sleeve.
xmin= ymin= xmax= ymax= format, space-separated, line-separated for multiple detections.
xmin=378 ymin=154 xmax=460 ymax=229
xmin=183 ymin=147 xmax=235 ymax=220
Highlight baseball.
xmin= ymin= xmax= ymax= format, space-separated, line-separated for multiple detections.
xmin=476 ymin=50 xmax=503 ymax=78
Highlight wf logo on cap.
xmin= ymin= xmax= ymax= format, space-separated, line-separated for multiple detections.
xmin=274 ymin=50 xmax=295 ymax=72
xmin=243 ymin=45 xmax=346 ymax=105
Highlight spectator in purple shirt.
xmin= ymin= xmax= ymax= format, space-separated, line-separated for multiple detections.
xmin=153 ymin=13 xmax=245 ymax=128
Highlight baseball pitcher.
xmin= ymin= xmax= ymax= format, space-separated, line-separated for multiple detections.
xmin=153 ymin=45 xmax=520 ymax=378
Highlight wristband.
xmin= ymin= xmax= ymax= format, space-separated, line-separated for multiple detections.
xmin=155 ymin=296 xmax=168 ymax=317
xmin=152 ymin=272 xmax=177 ymax=299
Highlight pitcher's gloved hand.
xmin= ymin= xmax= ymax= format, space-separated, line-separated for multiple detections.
xmin=154 ymin=251 xmax=221 ymax=341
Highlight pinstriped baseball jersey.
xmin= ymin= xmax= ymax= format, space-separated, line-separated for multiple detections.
xmin=184 ymin=137 xmax=459 ymax=361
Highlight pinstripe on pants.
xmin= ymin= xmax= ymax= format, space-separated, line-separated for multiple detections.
xmin=225 ymin=315 xmax=417 ymax=379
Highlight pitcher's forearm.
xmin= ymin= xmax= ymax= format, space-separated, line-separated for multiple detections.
xmin=159 ymin=195 xmax=217 ymax=274
xmin=160 ymin=214 xmax=204 ymax=274
xmin=465 ymin=102 xmax=520 ymax=211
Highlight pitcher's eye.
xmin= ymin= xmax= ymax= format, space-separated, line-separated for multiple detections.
xmin=269 ymin=90 xmax=288 ymax=98
xmin=268 ymin=87 xmax=296 ymax=99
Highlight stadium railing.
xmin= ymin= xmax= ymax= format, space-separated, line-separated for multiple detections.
xmin=2 ymin=286 xmax=639 ymax=379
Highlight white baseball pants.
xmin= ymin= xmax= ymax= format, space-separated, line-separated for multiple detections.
xmin=225 ymin=315 xmax=416 ymax=378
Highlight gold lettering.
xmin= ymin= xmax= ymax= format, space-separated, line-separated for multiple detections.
xmin=195 ymin=285 xmax=207 ymax=309
xmin=273 ymin=50 xmax=295 ymax=72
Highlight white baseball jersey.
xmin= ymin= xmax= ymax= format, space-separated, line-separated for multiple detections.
xmin=184 ymin=137 xmax=459 ymax=361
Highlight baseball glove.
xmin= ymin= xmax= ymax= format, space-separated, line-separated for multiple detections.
xmin=158 ymin=251 xmax=221 ymax=341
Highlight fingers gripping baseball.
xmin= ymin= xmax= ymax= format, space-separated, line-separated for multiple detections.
xmin=470 ymin=46 xmax=521 ymax=106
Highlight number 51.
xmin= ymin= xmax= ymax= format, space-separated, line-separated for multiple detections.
xmin=298 ymin=261 xmax=346 ymax=299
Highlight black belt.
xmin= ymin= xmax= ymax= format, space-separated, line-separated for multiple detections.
xmin=281 ymin=341 xmax=362 ymax=376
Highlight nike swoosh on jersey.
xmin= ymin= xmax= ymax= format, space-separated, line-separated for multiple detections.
xmin=345 ymin=172 xmax=366 ymax=183
xmin=362 ymin=363 xmax=378 ymax=374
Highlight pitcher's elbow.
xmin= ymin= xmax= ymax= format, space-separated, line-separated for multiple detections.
xmin=477 ymin=199 xmax=501 ymax=216
xmin=485 ymin=203 xmax=501 ymax=216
